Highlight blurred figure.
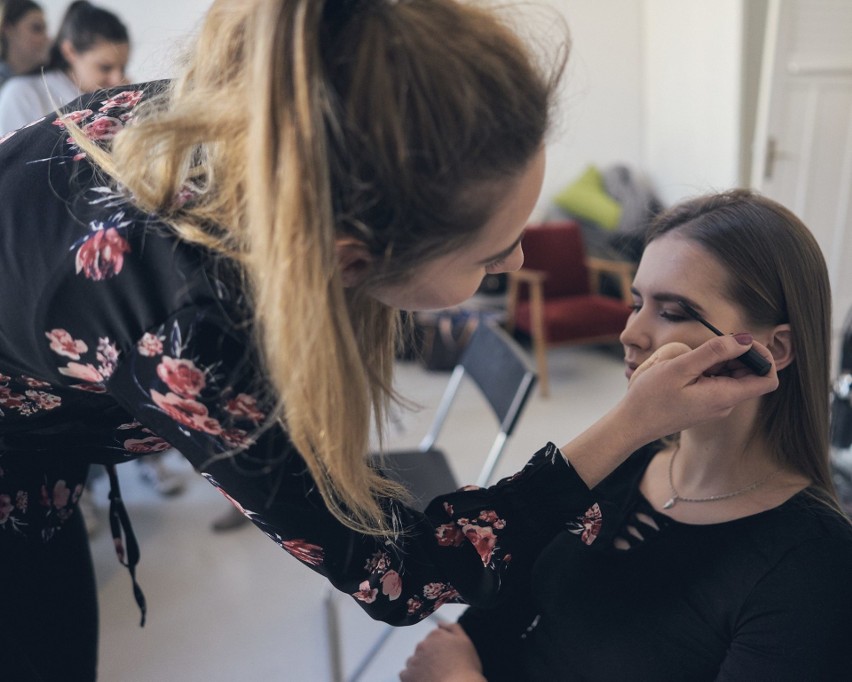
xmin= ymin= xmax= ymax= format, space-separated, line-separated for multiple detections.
xmin=0 ymin=0 xmax=128 ymax=132
xmin=0 ymin=0 xmax=49 ymax=88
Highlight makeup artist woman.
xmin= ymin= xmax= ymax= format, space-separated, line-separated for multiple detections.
xmin=0 ymin=1 xmax=778 ymax=679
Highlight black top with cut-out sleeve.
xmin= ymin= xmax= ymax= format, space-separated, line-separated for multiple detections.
xmin=461 ymin=445 xmax=852 ymax=680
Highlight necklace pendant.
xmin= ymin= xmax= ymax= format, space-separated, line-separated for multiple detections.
xmin=663 ymin=497 xmax=677 ymax=510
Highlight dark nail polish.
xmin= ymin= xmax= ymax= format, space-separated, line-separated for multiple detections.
xmin=734 ymin=332 xmax=753 ymax=345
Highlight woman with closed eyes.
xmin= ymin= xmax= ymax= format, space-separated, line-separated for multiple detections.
xmin=402 ymin=189 xmax=852 ymax=682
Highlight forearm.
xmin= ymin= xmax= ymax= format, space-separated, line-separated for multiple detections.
xmin=559 ymin=400 xmax=645 ymax=488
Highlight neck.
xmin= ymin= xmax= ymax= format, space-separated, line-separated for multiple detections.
xmin=5 ymin=53 xmax=36 ymax=75
xmin=674 ymin=402 xmax=776 ymax=493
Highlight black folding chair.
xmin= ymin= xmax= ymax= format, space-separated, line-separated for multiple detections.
xmin=325 ymin=320 xmax=537 ymax=682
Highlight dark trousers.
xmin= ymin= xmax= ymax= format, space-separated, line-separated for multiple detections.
xmin=0 ymin=504 xmax=99 ymax=680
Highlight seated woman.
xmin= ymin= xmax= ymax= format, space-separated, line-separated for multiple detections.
xmin=401 ymin=189 xmax=852 ymax=682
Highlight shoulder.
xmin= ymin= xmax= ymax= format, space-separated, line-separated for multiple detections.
xmin=751 ymin=495 xmax=852 ymax=584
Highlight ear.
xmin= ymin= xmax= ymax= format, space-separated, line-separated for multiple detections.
xmin=60 ymin=39 xmax=77 ymax=65
xmin=335 ymin=238 xmax=373 ymax=288
xmin=765 ymin=323 xmax=795 ymax=371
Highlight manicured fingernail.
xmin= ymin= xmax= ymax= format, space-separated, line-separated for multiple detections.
xmin=733 ymin=332 xmax=753 ymax=345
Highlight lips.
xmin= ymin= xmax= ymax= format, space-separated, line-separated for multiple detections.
xmin=624 ymin=359 xmax=639 ymax=380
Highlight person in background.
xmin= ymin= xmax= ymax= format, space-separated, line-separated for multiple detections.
xmin=0 ymin=0 xmax=128 ymax=132
xmin=0 ymin=0 xmax=48 ymax=89
xmin=0 ymin=1 xmax=778 ymax=678
xmin=401 ymin=190 xmax=852 ymax=682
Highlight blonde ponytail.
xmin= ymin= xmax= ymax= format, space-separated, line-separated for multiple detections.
xmin=66 ymin=0 xmax=565 ymax=536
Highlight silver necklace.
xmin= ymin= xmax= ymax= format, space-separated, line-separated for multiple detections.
xmin=663 ymin=445 xmax=780 ymax=510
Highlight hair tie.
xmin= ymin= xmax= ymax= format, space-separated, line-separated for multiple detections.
xmin=322 ymin=0 xmax=369 ymax=35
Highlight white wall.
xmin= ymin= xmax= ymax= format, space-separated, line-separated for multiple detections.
xmin=641 ymin=0 xmax=744 ymax=206
xmin=41 ymin=0 xmax=747 ymax=211
xmin=526 ymin=0 xmax=645 ymax=217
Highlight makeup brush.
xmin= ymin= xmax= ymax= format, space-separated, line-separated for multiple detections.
xmin=677 ymin=300 xmax=772 ymax=376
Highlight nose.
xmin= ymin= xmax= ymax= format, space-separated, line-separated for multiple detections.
xmin=105 ymin=70 xmax=125 ymax=88
xmin=619 ymin=308 xmax=650 ymax=350
xmin=501 ymin=245 xmax=525 ymax=273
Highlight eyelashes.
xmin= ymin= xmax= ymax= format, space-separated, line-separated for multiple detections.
xmin=484 ymin=257 xmax=507 ymax=273
xmin=629 ymin=303 xmax=688 ymax=322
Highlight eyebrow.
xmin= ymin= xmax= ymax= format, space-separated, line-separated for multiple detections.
xmin=629 ymin=287 xmax=707 ymax=315
xmin=478 ymin=231 xmax=525 ymax=265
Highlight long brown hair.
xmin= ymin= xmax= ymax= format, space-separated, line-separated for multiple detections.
xmin=647 ymin=189 xmax=839 ymax=508
xmin=75 ymin=0 xmax=566 ymax=535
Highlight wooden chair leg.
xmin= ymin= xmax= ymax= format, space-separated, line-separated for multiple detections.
xmin=529 ymin=283 xmax=549 ymax=397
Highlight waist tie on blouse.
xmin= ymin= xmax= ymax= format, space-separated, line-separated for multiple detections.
xmin=106 ymin=463 xmax=147 ymax=626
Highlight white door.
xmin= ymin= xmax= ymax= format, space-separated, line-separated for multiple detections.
xmin=751 ymin=0 xmax=852 ymax=341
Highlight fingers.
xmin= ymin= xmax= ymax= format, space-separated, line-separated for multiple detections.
xmin=678 ymin=335 xmax=770 ymax=377
xmin=628 ymin=341 xmax=691 ymax=388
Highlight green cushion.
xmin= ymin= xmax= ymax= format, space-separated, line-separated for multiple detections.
xmin=552 ymin=165 xmax=622 ymax=230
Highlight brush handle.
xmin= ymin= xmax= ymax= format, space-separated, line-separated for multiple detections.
xmin=738 ymin=347 xmax=772 ymax=376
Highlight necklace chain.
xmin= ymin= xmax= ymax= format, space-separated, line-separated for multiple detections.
xmin=663 ymin=445 xmax=780 ymax=510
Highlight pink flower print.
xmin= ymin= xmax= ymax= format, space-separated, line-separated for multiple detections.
xmin=151 ymin=389 xmax=222 ymax=435
xmin=137 ymin=332 xmax=164 ymax=357
xmin=70 ymin=383 xmax=107 ymax=393
xmin=75 ymin=227 xmax=131 ymax=281
xmin=576 ymin=503 xmax=603 ymax=546
xmin=156 ymin=356 xmax=206 ymax=398
xmin=0 ymin=494 xmax=13 ymax=523
xmin=435 ymin=522 xmax=465 ymax=548
xmin=53 ymin=481 xmax=71 ymax=509
xmin=380 ymin=570 xmax=403 ymax=601
xmin=443 ymin=501 xmax=454 ymax=516
xmin=96 ymin=338 xmax=120 ymax=379
xmin=117 ymin=421 xmax=142 ymax=430
xmin=173 ymin=184 xmax=197 ymax=209
xmin=422 ymin=582 xmax=450 ymax=601
xmin=20 ymin=375 xmax=51 ymax=388
xmin=282 ymin=539 xmax=325 ymax=567
xmin=0 ymin=386 xmax=26 ymax=409
xmin=478 ymin=510 xmax=499 ymax=524
xmin=16 ymin=490 xmax=28 ymax=513
xmin=353 ymin=580 xmax=378 ymax=604
xmin=461 ymin=524 xmax=498 ymax=566
xmin=52 ymin=109 xmax=93 ymax=129
xmin=221 ymin=428 xmax=252 ymax=449
xmin=58 ymin=362 xmax=103 ymax=383
xmin=82 ymin=116 xmax=123 ymax=141
xmin=99 ymin=90 xmax=143 ymax=112
xmin=25 ymin=390 xmax=61 ymax=411
xmin=364 ymin=550 xmax=391 ymax=573
xmin=0 ymin=372 xmax=10 ymax=382
xmin=225 ymin=393 xmax=265 ymax=423
xmin=46 ymin=329 xmax=88 ymax=359
xmin=124 ymin=436 xmax=171 ymax=453
xmin=406 ymin=596 xmax=424 ymax=615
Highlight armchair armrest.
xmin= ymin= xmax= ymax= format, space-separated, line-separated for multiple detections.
xmin=505 ymin=268 xmax=547 ymax=334
xmin=585 ymin=257 xmax=636 ymax=304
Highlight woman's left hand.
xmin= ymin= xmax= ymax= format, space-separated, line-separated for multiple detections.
xmin=399 ymin=622 xmax=486 ymax=682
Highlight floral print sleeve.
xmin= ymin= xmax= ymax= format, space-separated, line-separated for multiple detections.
xmin=93 ymin=304 xmax=600 ymax=623
xmin=1 ymin=81 xmax=605 ymax=627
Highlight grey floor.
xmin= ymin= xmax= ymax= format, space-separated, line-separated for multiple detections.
xmin=89 ymin=344 xmax=628 ymax=681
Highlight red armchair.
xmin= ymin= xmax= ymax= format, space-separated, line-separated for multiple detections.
xmin=506 ymin=221 xmax=635 ymax=397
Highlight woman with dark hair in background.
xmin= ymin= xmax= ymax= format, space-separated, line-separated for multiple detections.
xmin=0 ymin=0 xmax=48 ymax=88
xmin=402 ymin=190 xmax=852 ymax=682
xmin=0 ymin=0 xmax=128 ymax=132
xmin=0 ymin=1 xmax=778 ymax=679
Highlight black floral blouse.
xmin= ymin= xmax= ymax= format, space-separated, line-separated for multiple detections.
xmin=0 ymin=84 xmax=600 ymax=626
